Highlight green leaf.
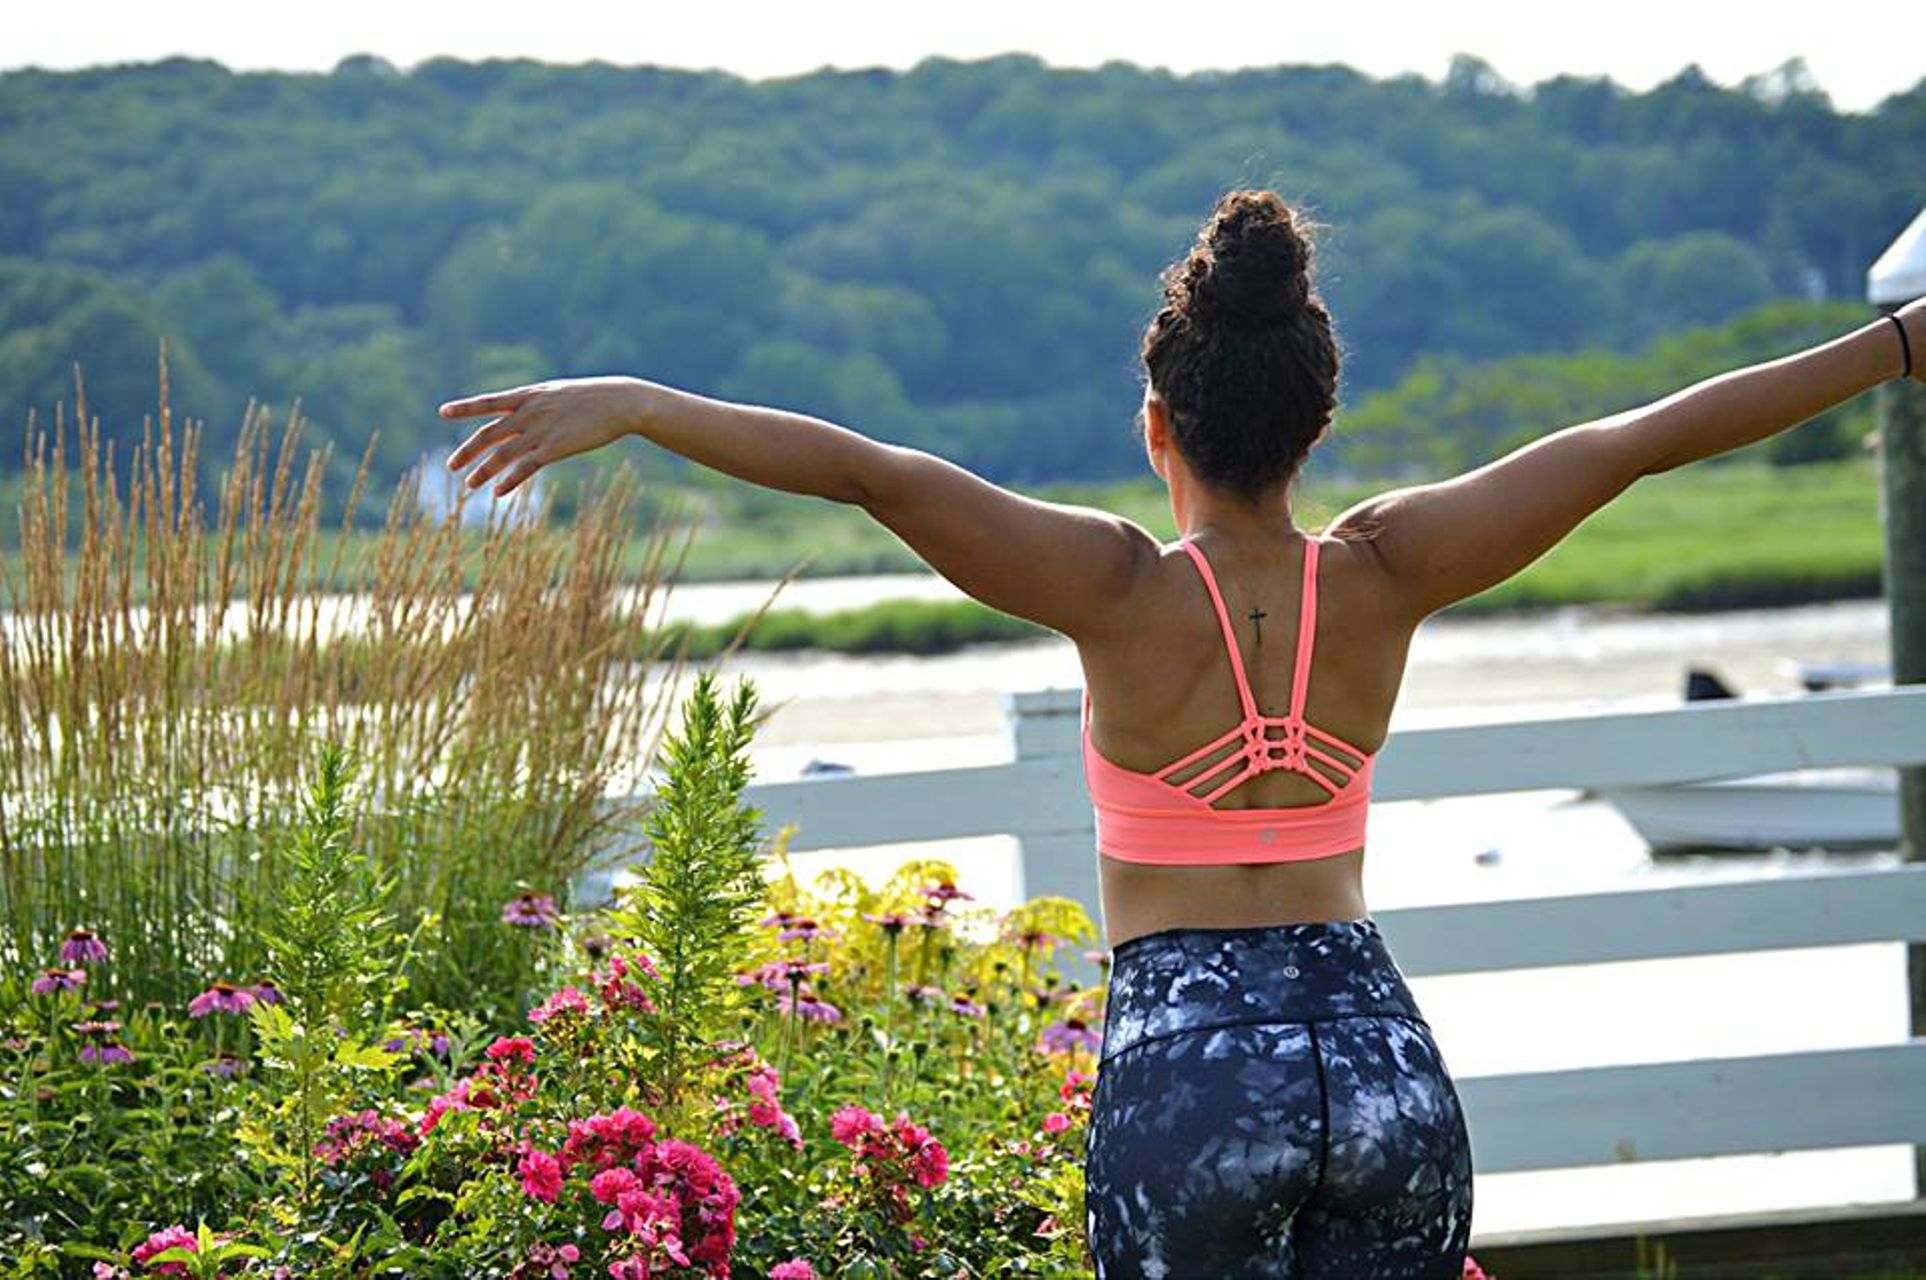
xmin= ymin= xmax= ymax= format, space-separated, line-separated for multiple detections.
xmin=333 ymin=1039 xmax=404 ymax=1072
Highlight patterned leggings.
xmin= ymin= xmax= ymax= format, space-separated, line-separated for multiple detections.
xmin=1082 ymin=918 xmax=1473 ymax=1278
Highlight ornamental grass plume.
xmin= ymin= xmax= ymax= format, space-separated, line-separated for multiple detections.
xmin=1 ymin=378 xmax=690 ymax=1016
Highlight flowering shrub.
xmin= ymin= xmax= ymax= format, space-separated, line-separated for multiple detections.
xmin=0 ymin=670 xmax=1501 ymax=1278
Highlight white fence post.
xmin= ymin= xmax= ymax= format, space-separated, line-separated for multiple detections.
xmin=1004 ymin=687 xmax=1103 ymax=986
xmin=1870 ymin=203 xmax=1926 ymax=1197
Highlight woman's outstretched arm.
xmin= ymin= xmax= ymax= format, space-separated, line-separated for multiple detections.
xmin=1329 ymin=300 xmax=1925 ymax=622
xmin=438 ymin=377 xmax=1160 ymax=640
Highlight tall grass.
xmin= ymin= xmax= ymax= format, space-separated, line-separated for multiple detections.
xmin=0 ymin=372 xmax=703 ymax=1018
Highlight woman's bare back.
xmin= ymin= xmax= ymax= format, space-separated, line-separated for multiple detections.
xmin=1079 ymin=529 xmax=1419 ymax=947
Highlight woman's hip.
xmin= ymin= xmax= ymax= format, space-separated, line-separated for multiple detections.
xmin=1096 ymin=916 xmax=1428 ymax=1065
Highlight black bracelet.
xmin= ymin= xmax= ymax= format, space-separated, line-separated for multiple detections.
xmin=1889 ymin=312 xmax=1914 ymax=380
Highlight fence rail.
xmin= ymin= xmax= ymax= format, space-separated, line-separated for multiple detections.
xmin=600 ymin=684 xmax=1926 ymax=1182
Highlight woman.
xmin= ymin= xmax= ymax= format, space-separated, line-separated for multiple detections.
xmin=441 ymin=189 xmax=1924 ymax=1278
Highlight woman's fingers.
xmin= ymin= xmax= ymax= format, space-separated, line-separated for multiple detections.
xmin=447 ymin=415 xmax=518 ymax=471
xmin=439 ymin=386 xmax=535 ymax=419
xmin=493 ymin=453 xmax=545 ymax=496
xmin=464 ymin=434 xmax=541 ymax=491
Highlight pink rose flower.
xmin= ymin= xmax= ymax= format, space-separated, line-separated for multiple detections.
xmin=130 ymin=1226 xmax=198 ymax=1275
xmin=484 ymin=1035 xmax=538 ymax=1065
xmin=518 ymin=1148 xmax=563 ymax=1203
xmin=829 ymin=1104 xmax=881 ymax=1147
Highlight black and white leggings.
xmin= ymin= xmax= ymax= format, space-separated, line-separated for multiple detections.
xmin=1082 ymin=917 xmax=1474 ymax=1278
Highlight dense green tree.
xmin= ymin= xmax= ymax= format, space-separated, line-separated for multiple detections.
xmin=1612 ymin=232 xmax=1776 ymax=343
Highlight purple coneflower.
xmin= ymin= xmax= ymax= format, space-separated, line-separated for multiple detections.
xmin=759 ymin=909 xmax=801 ymax=930
xmin=204 ymin=1052 xmax=248 ymax=1078
xmin=78 ymin=1040 xmax=135 ymax=1065
xmin=249 ymin=980 xmax=283 ymax=1005
xmin=919 ymin=881 xmax=973 ymax=906
xmin=948 ymin=994 xmax=987 ymax=1018
xmin=903 ymin=982 xmax=943 ymax=1004
xmin=71 ymin=1019 xmax=122 ymax=1038
xmin=31 ymin=968 xmax=86 ymax=995
xmin=187 ymin=981 xmax=256 ymax=1018
xmin=735 ymin=959 xmax=829 ymax=992
xmin=1081 ymin=948 xmax=1113 ymax=967
xmin=1039 ymin=1017 xmax=1103 ymax=1055
xmin=776 ymin=917 xmax=840 ymax=943
xmin=783 ymin=958 xmax=829 ymax=982
xmin=779 ymin=993 xmax=843 ymax=1024
xmin=384 ymin=1026 xmax=453 ymax=1058
xmin=61 ymin=928 xmax=109 ymax=965
xmin=502 ymin=892 xmax=560 ymax=929
xmin=861 ymin=911 xmax=917 ymax=933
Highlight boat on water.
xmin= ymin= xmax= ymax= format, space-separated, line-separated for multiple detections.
xmin=1598 ymin=665 xmax=1900 ymax=854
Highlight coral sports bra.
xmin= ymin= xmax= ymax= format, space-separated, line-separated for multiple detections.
xmin=1081 ymin=533 xmax=1377 ymax=865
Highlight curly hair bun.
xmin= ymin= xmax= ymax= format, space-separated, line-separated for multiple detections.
xmin=1167 ymin=189 xmax=1315 ymax=325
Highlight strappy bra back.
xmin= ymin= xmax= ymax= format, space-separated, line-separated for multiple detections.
xmin=1081 ymin=533 xmax=1378 ymax=865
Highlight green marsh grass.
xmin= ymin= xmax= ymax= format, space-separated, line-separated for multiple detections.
xmin=623 ymin=456 xmax=1883 ymax=656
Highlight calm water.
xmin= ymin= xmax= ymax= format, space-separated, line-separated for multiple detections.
xmin=654 ymin=576 xmax=1913 ymax=1240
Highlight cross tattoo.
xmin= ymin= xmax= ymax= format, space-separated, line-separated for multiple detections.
xmin=1247 ymin=605 xmax=1268 ymax=645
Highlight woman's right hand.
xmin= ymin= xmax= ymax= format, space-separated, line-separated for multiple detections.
xmin=1896 ymin=297 xmax=1926 ymax=383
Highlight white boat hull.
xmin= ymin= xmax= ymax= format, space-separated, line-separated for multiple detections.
xmin=1599 ymin=767 xmax=1899 ymax=853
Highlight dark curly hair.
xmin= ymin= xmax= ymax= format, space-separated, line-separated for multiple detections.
xmin=1139 ymin=190 xmax=1340 ymax=504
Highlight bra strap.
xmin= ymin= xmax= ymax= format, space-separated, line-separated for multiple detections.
xmin=1179 ymin=537 xmax=1261 ymax=719
xmin=1290 ymin=536 xmax=1320 ymax=716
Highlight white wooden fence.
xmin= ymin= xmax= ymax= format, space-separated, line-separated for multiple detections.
xmin=612 ymin=684 xmax=1926 ymax=1180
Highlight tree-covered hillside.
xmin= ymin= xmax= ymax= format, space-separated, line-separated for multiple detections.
xmin=2 ymin=53 xmax=1919 ymax=500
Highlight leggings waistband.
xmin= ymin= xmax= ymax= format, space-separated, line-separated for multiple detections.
xmin=1099 ymin=917 xmax=1425 ymax=1065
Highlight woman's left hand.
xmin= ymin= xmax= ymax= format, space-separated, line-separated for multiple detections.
xmin=439 ymin=376 xmax=648 ymax=496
